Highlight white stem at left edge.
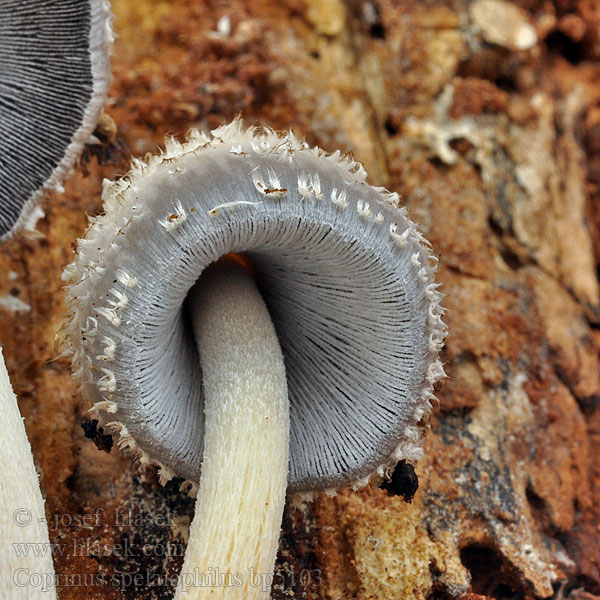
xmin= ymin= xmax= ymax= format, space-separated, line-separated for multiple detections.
xmin=0 ymin=348 xmax=56 ymax=599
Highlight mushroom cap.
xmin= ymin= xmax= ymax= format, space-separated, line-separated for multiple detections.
xmin=63 ymin=120 xmax=446 ymax=493
xmin=0 ymin=0 xmax=112 ymax=239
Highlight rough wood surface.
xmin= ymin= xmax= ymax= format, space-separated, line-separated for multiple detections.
xmin=2 ymin=0 xmax=599 ymax=598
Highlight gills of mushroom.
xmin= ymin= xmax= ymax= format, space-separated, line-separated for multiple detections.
xmin=0 ymin=0 xmax=112 ymax=239
xmin=0 ymin=352 xmax=57 ymax=600
xmin=0 ymin=0 xmax=112 ymax=595
xmin=62 ymin=119 xmax=447 ymax=598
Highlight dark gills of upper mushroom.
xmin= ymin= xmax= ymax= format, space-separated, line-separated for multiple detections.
xmin=0 ymin=0 xmax=112 ymax=239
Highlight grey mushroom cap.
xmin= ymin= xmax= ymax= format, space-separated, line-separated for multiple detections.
xmin=0 ymin=0 xmax=112 ymax=239
xmin=63 ymin=121 xmax=446 ymax=493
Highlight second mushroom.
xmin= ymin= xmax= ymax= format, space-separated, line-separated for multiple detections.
xmin=63 ymin=119 xmax=446 ymax=599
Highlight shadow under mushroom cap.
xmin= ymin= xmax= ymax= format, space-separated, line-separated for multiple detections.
xmin=63 ymin=120 xmax=446 ymax=493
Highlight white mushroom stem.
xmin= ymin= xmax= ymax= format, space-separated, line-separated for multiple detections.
xmin=0 ymin=348 xmax=57 ymax=599
xmin=175 ymin=260 xmax=289 ymax=599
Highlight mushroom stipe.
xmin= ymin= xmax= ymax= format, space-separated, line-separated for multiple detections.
xmin=62 ymin=118 xmax=447 ymax=599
